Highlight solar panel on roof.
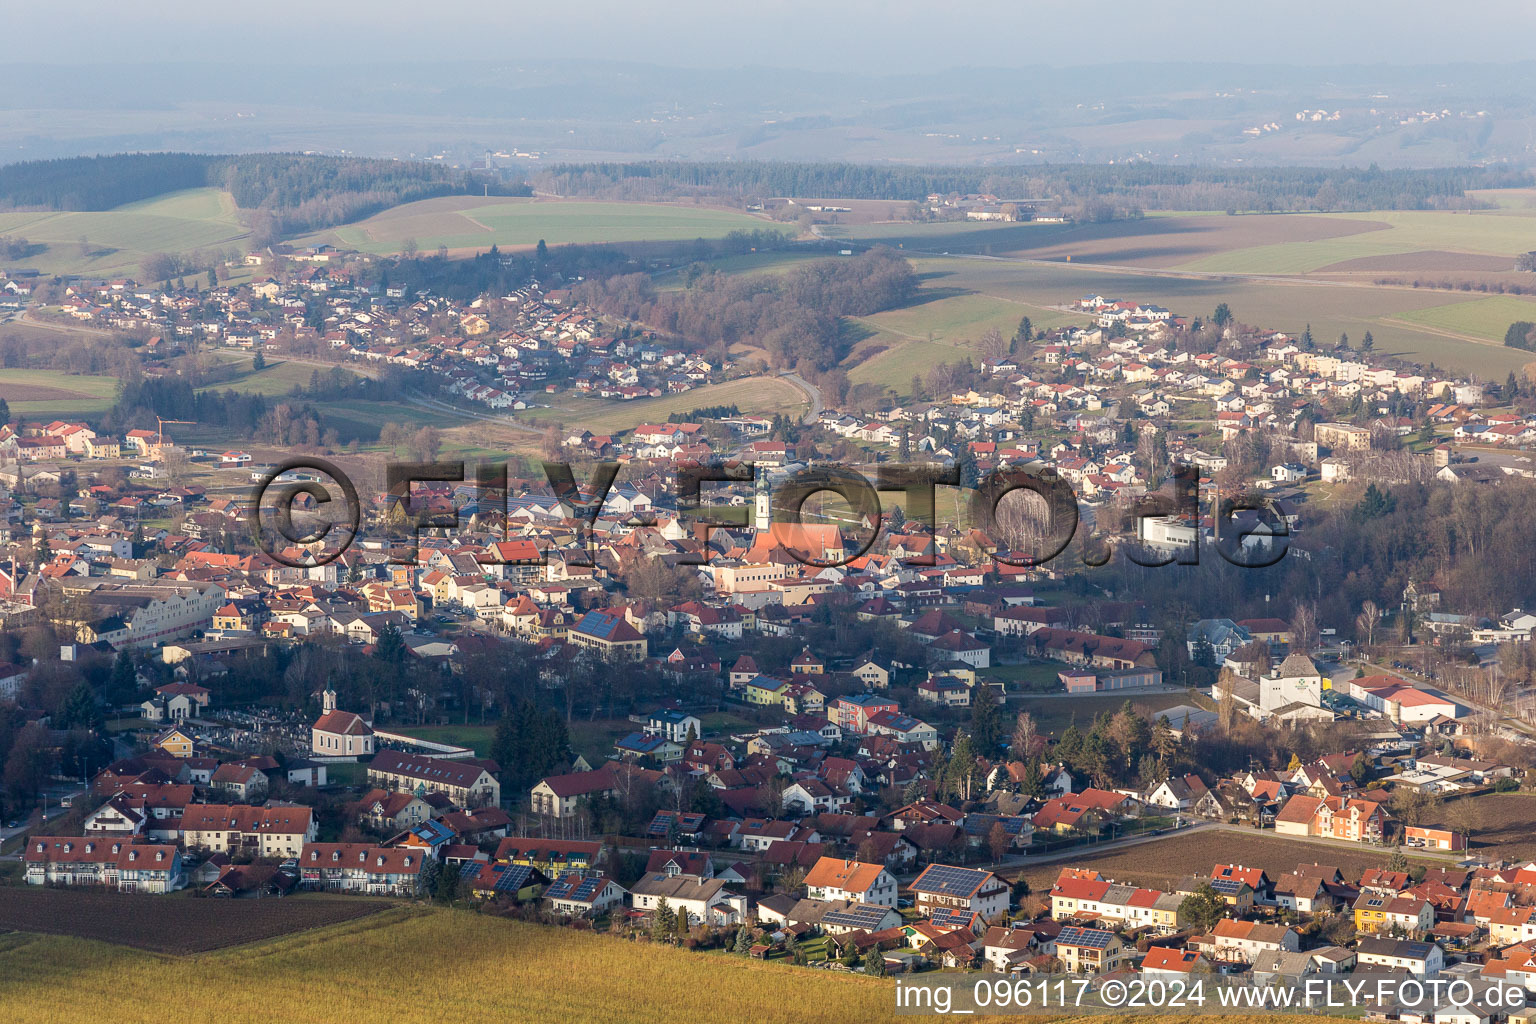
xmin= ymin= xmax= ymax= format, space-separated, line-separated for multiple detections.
xmin=460 ymin=861 xmax=483 ymax=879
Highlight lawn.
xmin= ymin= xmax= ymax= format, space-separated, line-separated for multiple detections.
xmin=394 ymin=723 xmax=497 ymax=757
xmin=0 ymin=908 xmax=903 ymax=1024
xmin=0 ymin=188 xmax=249 ymax=277
xmin=512 ymin=377 xmax=808 ymax=434
xmin=313 ymin=198 xmax=781 ymax=256
xmin=0 ymin=368 xmax=120 ymax=417
xmin=1392 ymin=295 xmax=1536 ymax=343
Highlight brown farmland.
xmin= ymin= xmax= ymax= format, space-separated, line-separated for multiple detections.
xmin=1013 ymin=829 xmax=1416 ymax=894
xmin=0 ymin=885 xmax=394 ymax=952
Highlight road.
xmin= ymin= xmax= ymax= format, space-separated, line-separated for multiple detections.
xmin=779 ymin=371 xmax=823 ymax=426
xmin=0 ymin=785 xmax=87 ymax=854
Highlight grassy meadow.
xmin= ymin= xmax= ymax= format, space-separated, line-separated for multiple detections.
xmin=308 ymin=198 xmax=780 ymax=255
xmin=511 ymin=377 xmax=808 ymax=434
xmin=0 ymin=368 xmax=120 ymax=417
xmin=0 ymin=188 xmax=249 ymax=277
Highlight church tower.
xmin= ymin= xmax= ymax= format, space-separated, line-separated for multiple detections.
xmin=754 ymin=470 xmax=772 ymax=532
xmin=322 ymin=685 xmax=337 ymax=713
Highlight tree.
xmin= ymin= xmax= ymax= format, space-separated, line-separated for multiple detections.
xmin=651 ymin=897 xmax=676 ymax=940
xmin=1015 ymin=315 xmax=1033 ymax=345
xmin=412 ymin=425 xmax=442 ymax=462
xmin=1179 ymin=882 xmax=1226 ymax=932
xmin=1350 ymin=752 xmax=1371 ymax=787
xmin=866 ymin=950 xmax=887 ymax=976
xmin=0 ymin=397 xmax=9 ymax=424
xmin=733 ymin=924 xmax=751 ymax=954
xmin=987 ymin=821 xmax=1011 ymax=863
xmin=970 ymin=682 xmax=1004 ymax=753
xmin=536 ymin=239 xmax=549 ymax=262
xmin=840 ymin=941 xmax=861 ymax=968
xmin=55 ymin=680 xmax=100 ymax=731
xmin=1387 ymin=846 xmax=1409 ymax=874
xmin=979 ymin=326 xmax=1007 ymax=363
xmin=1010 ymin=711 xmax=1038 ymax=759
xmin=252 ymin=351 xmax=266 ymax=371
xmin=373 ymin=622 xmax=408 ymax=664
xmin=1357 ymin=601 xmax=1381 ymax=647
xmin=1361 ymin=331 xmax=1374 ymax=353
xmin=1211 ymin=303 xmax=1233 ymax=332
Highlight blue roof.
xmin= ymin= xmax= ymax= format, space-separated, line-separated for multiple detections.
xmin=575 ymin=610 xmax=627 ymax=639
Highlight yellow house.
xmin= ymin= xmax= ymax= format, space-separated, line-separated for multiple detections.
xmin=84 ymin=436 xmax=121 ymax=459
xmin=743 ymin=676 xmax=788 ymax=707
xmin=152 ymin=726 xmax=196 ymax=758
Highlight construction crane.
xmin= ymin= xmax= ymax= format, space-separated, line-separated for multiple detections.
xmin=156 ymin=417 xmax=193 ymax=449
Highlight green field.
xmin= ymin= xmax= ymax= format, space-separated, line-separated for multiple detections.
xmin=0 ymin=368 xmax=120 ymax=417
xmin=311 ymin=198 xmax=783 ymax=255
xmin=394 ymin=724 xmax=496 ymax=756
xmin=0 ymin=908 xmax=899 ymax=1024
xmin=889 ymin=256 xmax=1534 ymax=379
xmin=199 ymin=353 xmax=366 ymax=398
xmin=1177 ymin=210 xmax=1536 ymax=274
xmin=1392 ymin=295 xmax=1536 ymax=342
xmin=512 ymin=377 xmax=809 ymax=434
xmin=0 ymin=188 xmax=248 ymax=277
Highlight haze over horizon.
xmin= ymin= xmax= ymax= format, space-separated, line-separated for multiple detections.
xmin=12 ymin=0 xmax=1536 ymax=71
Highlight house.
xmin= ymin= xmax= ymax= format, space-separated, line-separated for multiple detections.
xmin=180 ymin=803 xmax=316 ymax=859
xmin=24 ymin=837 xmax=185 ymax=892
xmin=462 ymin=862 xmax=547 ymax=902
xmin=1141 ymin=946 xmax=1210 ymax=979
xmin=1207 ymin=919 xmax=1300 ymax=963
xmin=297 ymin=843 xmax=426 ymax=895
xmin=368 ymin=750 xmax=500 ymax=808
xmin=909 ymin=864 xmax=1009 ymax=921
xmin=543 ymin=872 xmax=626 ymax=917
xmin=628 ymin=871 xmax=743 ymax=927
xmin=1354 ymin=893 xmax=1435 ymax=934
xmin=356 ymin=789 xmax=434 ymax=833
xmin=981 ymin=925 xmax=1039 ymax=972
xmin=568 ymin=609 xmax=648 ymax=662
xmin=494 ymin=837 xmax=604 ymax=875
xmin=1055 ymin=926 xmax=1128 ymax=974
xmin=1355 ymin=937 xmax=1444 ymax=978
xmin=209 ymin=763 xmax=269 ymax=801
xmin=804 ymin=856 xmax=898 ymax=907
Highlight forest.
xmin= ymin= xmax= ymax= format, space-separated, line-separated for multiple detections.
xmin=0 ymin=152 xmax=531 ymax=241
xmin=534 ymin=160 xmax=1533 ymax=213
xmin=576 ymin=247 xmax=917 ymax=372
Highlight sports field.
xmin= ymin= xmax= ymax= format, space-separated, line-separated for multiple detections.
xmin=312 ymin=197 xmax=782 ymax=255
xmin=0 ymin=188 xmax=249 ymax=277
xmin=0 ymin=368 xmax=120 ymax=416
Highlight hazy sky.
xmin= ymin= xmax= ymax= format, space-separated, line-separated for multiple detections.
xmin=16 ymin=0 xmax=1536 ymax=70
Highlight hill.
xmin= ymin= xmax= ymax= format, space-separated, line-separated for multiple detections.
xmin=0 ymin=152 xmax=530 ymax=245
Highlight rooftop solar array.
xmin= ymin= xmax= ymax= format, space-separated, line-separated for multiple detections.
xmin=546 ymin=873 xmax=606 ymax=902
xmin=1210 ymin=878 xmax=1247 ymax=896
xmin=1058 ymin=926 xmax=1114 ymax=949
xmin=465 ymin=862 xmax=535 ymax=893
xmin=822 ymin=903 xmax=893 ymax=930
xmin=927 ymin=907 xmax=978 ymax=928
xmin=914 ymin=864 xmax=989 ymax=897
